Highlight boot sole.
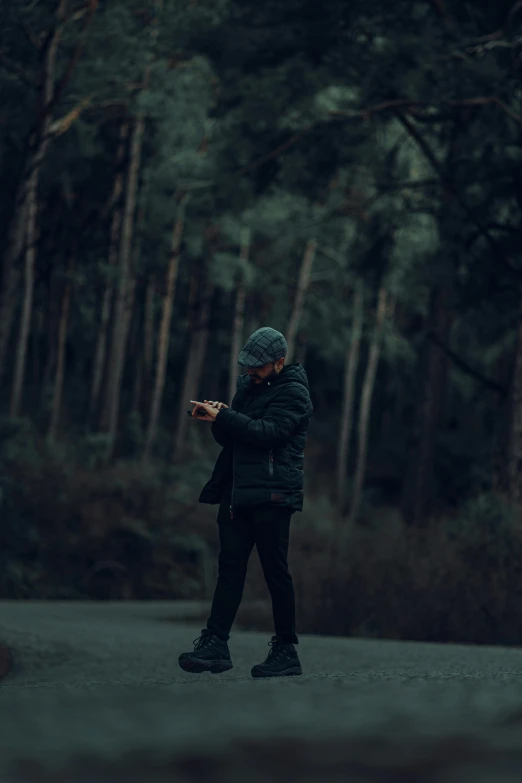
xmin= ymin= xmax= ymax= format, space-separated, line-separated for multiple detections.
xmin=251 ymin=665 xmax=303 ymax=678
xmin=178 ymin=656 xmax=233 ymax=674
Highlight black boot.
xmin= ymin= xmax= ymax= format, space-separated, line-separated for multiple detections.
xmin=178 ymin=629 xmax=233 ymax=674
xmin=251 ymin=635 xmax=302 ymax=678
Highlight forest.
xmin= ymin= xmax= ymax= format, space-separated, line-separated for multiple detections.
xmin=1 ymin=0 xmax=522 ymax=644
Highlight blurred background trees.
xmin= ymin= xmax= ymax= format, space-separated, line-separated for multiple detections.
xmin=2 ymin=0 xmax=522 ymax=643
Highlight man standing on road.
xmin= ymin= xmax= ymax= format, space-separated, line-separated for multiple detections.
xmin=178 ymin=327 xmax=313 ymax=678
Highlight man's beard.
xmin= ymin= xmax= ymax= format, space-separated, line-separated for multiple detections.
xmin=253 ymin=368 xmax=277 ymax=383
xmin=248 ymin=365 xmax=279 ymax=383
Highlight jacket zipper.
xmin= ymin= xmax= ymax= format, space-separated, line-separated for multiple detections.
xmin=230 ymin=443 xmax=236 ymax=519
xmin=269 ymin=449 xmax=274 ymax=477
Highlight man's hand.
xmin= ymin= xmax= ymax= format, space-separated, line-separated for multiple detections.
xmin=190 ymin=400 xmax=228 ymax=421
xmin=204 ymin=399 xmax=229 ymax=411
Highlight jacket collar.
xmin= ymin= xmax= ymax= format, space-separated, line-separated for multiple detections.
xmin=245 ymin=365 xmax=285 ymax=391
xmin=241 ymin=363 xmax=309 ymax=393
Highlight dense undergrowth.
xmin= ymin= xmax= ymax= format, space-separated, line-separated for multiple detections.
xmin=1 ymin=416 xmax=521 ymax=647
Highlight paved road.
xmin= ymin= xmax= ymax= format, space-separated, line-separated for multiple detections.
xmin=2 ymin=601 xmax=522 ymax=782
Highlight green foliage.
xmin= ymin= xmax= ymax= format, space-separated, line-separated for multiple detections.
xmin=381 ymin=321 xmax=418 ymax=366
xmin=122 ymin=412 xmax=145 ymax=458
xmin=211 ymin=252 xmax=253 ymax=291
xmin=79 ymin=434 xmax=114 ymax=469
xmin=387 ymin=213 xmax=440 ymax=310
xmin=446 ymin=493 xmax=515 ymax=547
xmin=0 ymin=417 xmax=40 ymax=469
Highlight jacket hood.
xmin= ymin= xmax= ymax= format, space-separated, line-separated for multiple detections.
xmin=237 ymin=362 xmax=310 ymax=393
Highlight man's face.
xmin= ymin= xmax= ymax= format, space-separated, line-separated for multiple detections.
xmin=246 ymin=358 xmax=284 ymax=383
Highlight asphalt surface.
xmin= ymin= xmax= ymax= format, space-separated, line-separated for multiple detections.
xmin=2 ymin=601 xmax=522 ymax=782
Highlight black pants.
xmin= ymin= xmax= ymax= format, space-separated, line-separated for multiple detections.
xmin=206 ymin=489 xmax=298 ymax=645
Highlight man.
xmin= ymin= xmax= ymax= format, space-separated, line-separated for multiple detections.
xmin=178 ymin=326 xmax=313 ymax=678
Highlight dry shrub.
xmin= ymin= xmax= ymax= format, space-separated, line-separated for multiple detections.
xmin=237 ymin=494 xmax=522 ymax=646
xmin=0 ymin=424 xmax=217 ymax=600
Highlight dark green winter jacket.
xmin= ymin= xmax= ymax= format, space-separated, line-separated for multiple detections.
xmin=198 ymin=363 xmax=313 ymax=513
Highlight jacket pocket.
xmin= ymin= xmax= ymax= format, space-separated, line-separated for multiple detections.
xmin=268 ymin=449 xmax=274 ymax=477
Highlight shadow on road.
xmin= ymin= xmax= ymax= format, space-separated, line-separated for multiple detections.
xmin=11 ymin=731 xmax=522 ymax=783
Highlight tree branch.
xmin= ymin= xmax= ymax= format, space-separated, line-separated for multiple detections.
xmin=507 ymin=0 xmax=522 ymax=26
xmin=466 ymin=222 xmax=522 ymax=250
xmin=329 ymin=99 xmax=425 ymax=120
xmin=464 ymin=1 xmax=522 ymax=45
xmin=328 ymin=96 xmax=522 ymax=127
xmin=235 ymin=129 xmax=310 ymax=175
xmin=427 ymin=331 xmax=507 ymax=395
xmin=18 ymin=16 xmax=43 ymax=50
xmin=229 ymin=91 xmax=520 ymax=182
xmin=428 ymin=0 xmax=457 ymax=37
xmin=47 ymin=94 xmax=93 ymax=138
xmin=0 ymin=49 xmax=38 ymax=87
xmin=52 ymin=0 xmax=100 ymax=110
xmin=395 ymin=111 xmax=522 ymax=278
xmin=465 ymin=34 xmax=522 ymax=53
xmin=429 ymin=0 xmax=452 ymax=22
xmin=448 ymin=96 xmax=522 ymax=126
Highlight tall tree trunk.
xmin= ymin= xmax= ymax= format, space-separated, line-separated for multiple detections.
xmin=379 ymin=295 xmax=397 ymax=441
xmin=285 ymin=239 xmax=317 ymax=363
xmin=400 ymin=119 xmax=461 ymax=527
xmin=131 ymin=341 xmax=143 ymax=416
xmin=113 ymin=173 xmax=150 ymax=448
xmin=294 ymin=333 xmax=308 ymax=366
xmin=173 ymin=272 xmax=214 ymax=462
xmin=507 ymin=288 xmax=522 ymax=509
xmin=32 ymin=308 xmax=43 ymax=402
xmin=244 ymin=298 xmax=260 ymax=345
xmin=9 ymin=168 xmax=39 ymax=418
xmin=99 ymin=0 xmax=161 ymax=454
xmin=100 ymin=113 xmax=145 ymax=449
xmin=2 ymin=0 xmax=91 ymax=394
xmin=0 ymin=184 xmax=27 ymax=390
xmin=8 ymin=0 xmax=68 ymax=416
xmin=89 ymin=120 xmax=129 ymax=424
xmin=128 ymin=281 xmax=143 ymax=417
xmin=348 ymin=286 xmax=388 ymax=529
xmin=142 ymin=274 xmax=156 ymax=412
xmin=172 ymin=268 xmax=202 ymax=461
xmin=41 ymin=216 xmax=68 ymax=396
xmin=194 ymin=283 xmax=214 ymax=402
xmin=492 ymin=352 xmax=513 ymax=496
xmin=90 ymin=204 xmax=120 ymax=424
xmin=228 ymin=226 xmax=250 ymax=405
xmin=42 ymin=272 xmax=58 ymax=389
xmin=401 ymin=285 xmax=452 ymax=527
xmin=48 ymin=251 xmax=75 ymax=442
xmin=336 ymin=279 xmax=365 ymax=514
xmin=27 ymin=202 xmax=44 ymax=411
xmin=143 ymin=194 xmax=188 ymax=461
xmin=391 ymin=300 xmax=407 ymax=423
